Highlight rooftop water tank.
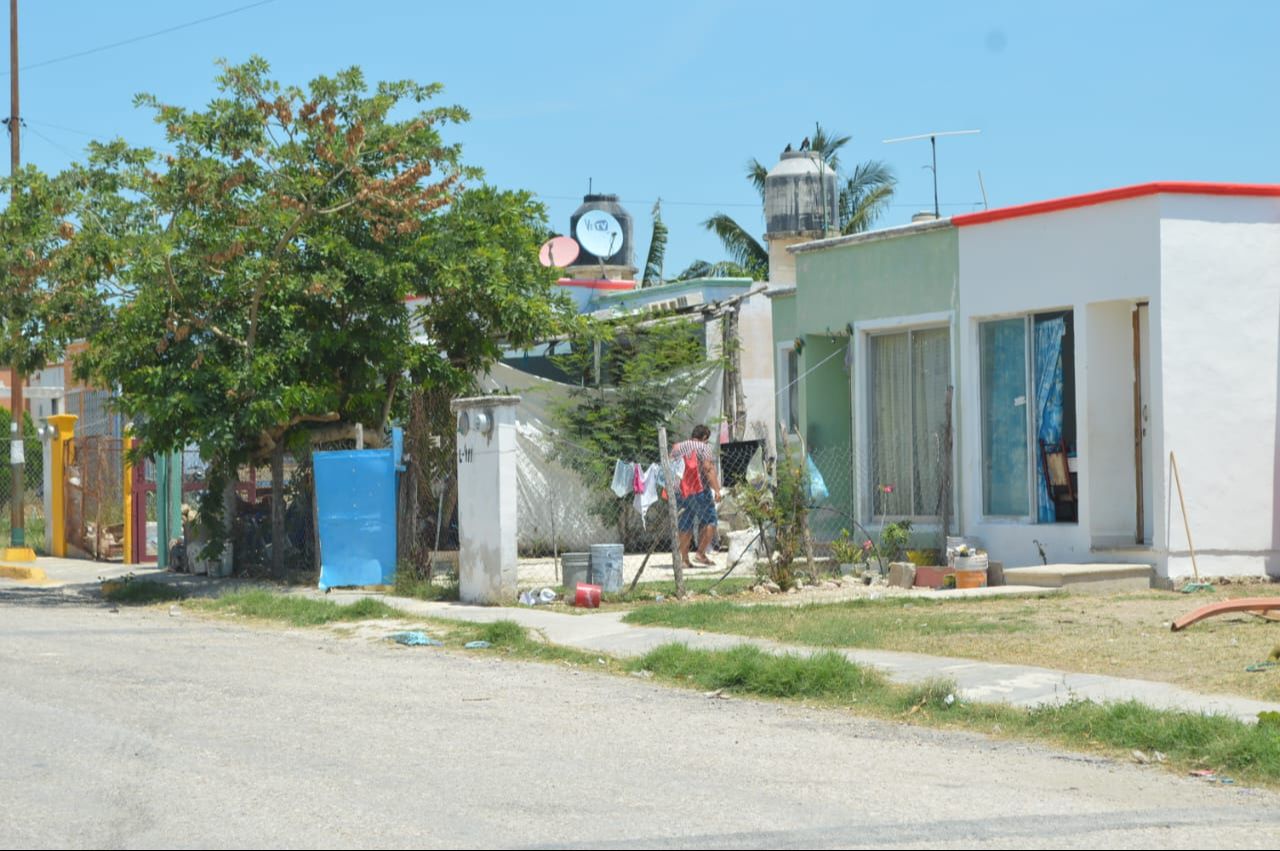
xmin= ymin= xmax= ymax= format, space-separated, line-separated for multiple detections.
xmin=568 ymin=194 xmax=634 ymax=268
xmin=764 ymin=151 xmax=839 ymax=238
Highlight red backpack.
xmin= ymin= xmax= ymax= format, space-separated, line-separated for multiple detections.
xmin=679 ymin=450 xmax=703 ymax=499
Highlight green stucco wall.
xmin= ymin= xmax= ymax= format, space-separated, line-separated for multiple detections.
xmin=774 ymin=225 xmax=960 ymax=534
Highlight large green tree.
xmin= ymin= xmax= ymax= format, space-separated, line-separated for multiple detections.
xmin=77 ymin=58 xmax=574 ymax=573
xmin=0 ymin=165 xmax=106 ymax=379
xmin=698 ymin=125 xmax=896 ymax=279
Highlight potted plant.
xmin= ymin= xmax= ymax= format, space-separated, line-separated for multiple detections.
xmin=829 ymin=529 xmax=865 ymax=576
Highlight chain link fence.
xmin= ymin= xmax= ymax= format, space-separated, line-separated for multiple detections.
xmin=1 ymin=410 xmax=48 ymax=553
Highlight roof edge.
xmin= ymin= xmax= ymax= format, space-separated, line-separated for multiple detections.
xmin=789 ymin=216 xmax=954 ymax=254
xmin=953 ymin=182 xmax=1280 ymax=227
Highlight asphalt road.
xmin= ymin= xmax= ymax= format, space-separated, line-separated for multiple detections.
xmin=3 ymin=582 xmax=1280 ymax=850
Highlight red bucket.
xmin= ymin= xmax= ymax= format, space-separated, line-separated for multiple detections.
xmin=575 ymin=583 xmax=601 ymax=608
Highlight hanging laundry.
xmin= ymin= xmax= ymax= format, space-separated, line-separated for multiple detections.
xmin=611 ymin=459 xmax=633 ymax=498
xmin=633 ymin=462 xmax=643 ymax=495
xmin=634 ymin=464 xmax=660 ymax=528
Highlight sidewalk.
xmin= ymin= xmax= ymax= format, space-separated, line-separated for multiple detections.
xmin=7 ymin=555 xmax=1280 ymax=723
xmin=323 ymin=590 xmax=1280 ymax=724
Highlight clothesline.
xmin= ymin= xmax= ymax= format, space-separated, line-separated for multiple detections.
xmin=775 ymin=344 xmax=848 ymax=398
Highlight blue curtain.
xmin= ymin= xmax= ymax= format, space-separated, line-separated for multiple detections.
xmin=1034 ymin=317 xmax=1066 ymax=522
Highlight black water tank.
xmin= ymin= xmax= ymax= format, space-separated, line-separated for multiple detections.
xmin=569 ymin=193 xmax=634 ymax=268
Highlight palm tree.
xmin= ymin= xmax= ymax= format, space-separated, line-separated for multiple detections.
xmin=698 ymin=124 xmax=896 ymax=280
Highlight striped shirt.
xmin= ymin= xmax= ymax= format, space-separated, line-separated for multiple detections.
xmin=671 ymin=439 xmax=715 ymax=491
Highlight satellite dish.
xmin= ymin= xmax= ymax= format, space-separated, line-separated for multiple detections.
xmin=575 ymin=209 xmax=622 ymax=260
xmin=538 ymin=235 xmax=580 ymax=268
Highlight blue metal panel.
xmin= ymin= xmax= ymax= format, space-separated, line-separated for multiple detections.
xmin=314 ymin=448 xmax=397 ymax=590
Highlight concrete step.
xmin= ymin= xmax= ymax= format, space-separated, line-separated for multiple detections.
xmin=1002 ymin=563 xmax=1154 ymax=594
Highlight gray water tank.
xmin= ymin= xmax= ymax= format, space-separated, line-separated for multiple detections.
xmin=568 ymin=193 xmax=634 ymax=267
xmin=764 ymin=151 xmax=839 ymax=237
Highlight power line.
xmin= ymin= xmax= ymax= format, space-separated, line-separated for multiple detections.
xmin=536 ymin=193 xmax=982 ymax=211
xmin=1 ymin=0 xmax=282 ymax=77
xmin=23 ymin=124 xmax=83 ymax=161
xmin=25 ymin=118 xmax=104 ymax=138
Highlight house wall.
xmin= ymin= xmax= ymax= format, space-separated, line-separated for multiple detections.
xmin=957 ymin=195 xmax=1162 ymax=570
xmin=791 ymin=225 xmax=959 ymax=533
xmin=738 ymin=288 xmax=778 ymax=444
xmin=1157 ymin=193 xmax=1280 ymax=577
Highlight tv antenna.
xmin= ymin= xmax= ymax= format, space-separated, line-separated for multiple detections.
xmin=883 ymin=129 xmax=981 ymax=219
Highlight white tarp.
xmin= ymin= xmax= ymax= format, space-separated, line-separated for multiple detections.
xmin=479 ymin=361 xmax=723 ymax=552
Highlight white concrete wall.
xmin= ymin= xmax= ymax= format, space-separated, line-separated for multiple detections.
xmin=737 ymin=290 xmax=778 ymax=448
xmin=1157 ymin=194 xmax=1280 ymax=577
xmin=453 ymin=398 xmax=520 ymax=603
xmin=957 ymin=196 xmax=1162 ymax=569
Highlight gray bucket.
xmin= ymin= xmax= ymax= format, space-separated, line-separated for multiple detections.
xmin=590 ymin=543 xmax=624 ymax=593
xmin=561 ymin=552 xmax=591 ymax=589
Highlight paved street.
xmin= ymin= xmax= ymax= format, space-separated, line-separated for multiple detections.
xmin=3 ymin=582 xmax=1280 ymax=849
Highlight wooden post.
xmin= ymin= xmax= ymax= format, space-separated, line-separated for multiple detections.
xmin=658 ymin=426 xmax=685 ymax=598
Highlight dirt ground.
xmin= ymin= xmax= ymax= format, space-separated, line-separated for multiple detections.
xmin=723 ymin=578 xmax=1280 ymax=703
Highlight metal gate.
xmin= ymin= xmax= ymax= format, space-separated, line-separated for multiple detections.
xmin=64 ymin=435 xmax=130 ymax=561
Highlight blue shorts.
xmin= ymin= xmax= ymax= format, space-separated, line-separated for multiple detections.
xmin=677 ymin=489 xmax=717 ymax=532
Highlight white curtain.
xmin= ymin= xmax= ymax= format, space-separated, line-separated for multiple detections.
xmin=870 ymin=333 xmax=912 ymax=516
xmin=912 ymin=328 xmax=951 ymax=516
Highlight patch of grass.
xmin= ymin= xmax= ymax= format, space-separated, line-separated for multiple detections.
xmin=631 ymin=643 xmax=883 ymax=700
xmin=623 ymin=597 xmax=1032 ymax=648
xmin=191 ymin=590 xmax=405 ymax=626
xmin=446 ymin=618 xmax=613 ymax=667
xmin=627 ymin=641 xmax=1280 ymax=786
xmin=101 ymin=577 xmax=188 ymax=605
xmin=599 ymin=576 xmax=755 ymax=605
xmin=393 ymin=574 xmax=460 ymax=602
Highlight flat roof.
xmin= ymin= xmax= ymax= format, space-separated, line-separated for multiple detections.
xmin=952 ymin=181 xmax=1280 ymax=227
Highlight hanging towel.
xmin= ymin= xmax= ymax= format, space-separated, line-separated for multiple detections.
xmin=634 ymin=464 xmax=660 ymax=528
xmin=611 ymin=460 xmax=633 ymax=498
xmin=633 ymin=462 xmax=644 ymax=495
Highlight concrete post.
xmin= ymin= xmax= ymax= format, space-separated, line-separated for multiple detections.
xmin=449 ymin=395 xmax=520 ymax=605
xmin=45 ymin=414 xmax=76 ymax=558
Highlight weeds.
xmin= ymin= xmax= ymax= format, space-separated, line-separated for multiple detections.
xmin=190 ymin=590 xmax=404 ymax=626
xmin=101 ymin=575 xmax=187 ymax=605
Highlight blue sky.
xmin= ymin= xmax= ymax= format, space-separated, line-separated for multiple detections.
xmin=6 ymin=0 xmax=1278 ymax=276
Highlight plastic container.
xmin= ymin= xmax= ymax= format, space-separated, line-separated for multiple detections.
xmin=727 ymin=529 xmax=758 ymax=565
xmin=953 ymin=553 xmax=989 ymax=589
xmin=575 ymin=582 xmax=602 ymax=608
xmin=561 ymin=552 xmax=591 ymax=589
xmin=589 ymin=543 xmax=624 ymax=592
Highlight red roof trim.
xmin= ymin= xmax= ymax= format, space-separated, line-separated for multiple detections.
xmin=952 ymin=182 xmax=1280 ymax=227
xmin=556 ymin=278 xmax=636 ymax=290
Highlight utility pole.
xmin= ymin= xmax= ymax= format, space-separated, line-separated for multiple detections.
xmin=6 ymin=0 xmax=30 ymax=558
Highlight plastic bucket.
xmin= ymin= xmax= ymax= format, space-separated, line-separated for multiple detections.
xmin=953 ymin=554 xmax=988 ymax=589
xmin=589 ymin=543 xmax=624 ymax=593
xmin=575 ymin=582 xmax=602 ymax=608
xmin=561 ymin=552 xmax=591 ymax=589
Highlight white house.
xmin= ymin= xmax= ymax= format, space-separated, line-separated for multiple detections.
xmin=954 ymin=182 xmax=1280 ymax=578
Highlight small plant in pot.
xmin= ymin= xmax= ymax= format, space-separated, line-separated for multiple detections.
xmin=829 ymin=529 xmax=867 ymax=576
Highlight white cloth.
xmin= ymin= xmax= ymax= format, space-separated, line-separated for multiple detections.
xmin=633 ymin=463 xmax=660 ymax=528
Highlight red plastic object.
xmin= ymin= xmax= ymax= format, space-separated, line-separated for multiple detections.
xmin=575 ymin=583 xmax=601 ymax=608
xmin=1171 ymin=597 xmax=1280 ymax=632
